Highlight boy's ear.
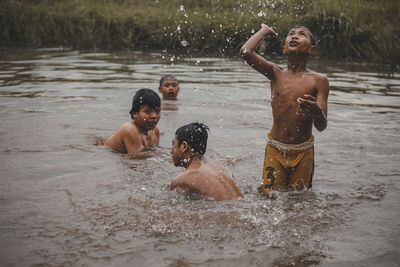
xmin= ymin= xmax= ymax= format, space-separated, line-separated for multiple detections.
xmin=132 ymin=112 xmax=138 ymax=120
xmin=307 ymin=45 xmax=316 ymax=55
xmin=180 ymin=141 xmax=189 ymax=152
xmin=282 ymin=45 xmax=287 ymax=55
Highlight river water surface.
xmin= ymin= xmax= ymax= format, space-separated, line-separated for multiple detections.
xmin=0 ymin=50 xmax=399 ymax=266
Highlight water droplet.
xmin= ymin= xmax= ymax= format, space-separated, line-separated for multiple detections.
xmin=181 ymin=40 xmax=188 ymax=47
xmin=179 ymin=5 xmax=184 ymax=11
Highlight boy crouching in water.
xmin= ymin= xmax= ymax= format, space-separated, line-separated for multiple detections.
xmin=170 ymin=122 xmax=243 ymax=200
xmin=240 ymin=24 xmax=329 ymax=194
xmin=104 ymin=89 xmax=161 ymax=154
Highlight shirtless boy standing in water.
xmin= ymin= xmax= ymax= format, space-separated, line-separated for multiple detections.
xmin=240 ymin=24 xmax=329 ymax=194
xmin=104 ymin=89 xmax=161 ymax=154
xmin=170 ymin=122 xmax=242 ymax=200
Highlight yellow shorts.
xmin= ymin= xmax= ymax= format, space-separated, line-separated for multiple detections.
xmin=261 ymin=134 xmax=314 ymax=195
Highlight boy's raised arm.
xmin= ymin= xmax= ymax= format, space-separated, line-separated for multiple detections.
xmin=240 ymin=24 xmax=279 ymax=81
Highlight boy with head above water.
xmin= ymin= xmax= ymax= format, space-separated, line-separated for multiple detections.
xmin=240 ymin=24 xmax=329 ymax=194
xmin=159 ymin=74 xmax=180 ymax=100
xmin=104 ymin=88 xmax=161 ymax=154
xmin=170 ymin=122 xmax=243 ymax=200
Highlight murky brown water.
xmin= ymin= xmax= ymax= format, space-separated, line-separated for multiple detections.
xmin=0 ymin=49 xmax=399 ymax=266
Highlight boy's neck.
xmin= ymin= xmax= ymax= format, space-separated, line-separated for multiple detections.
xmin=287 ymin=54 xmax=308 ymax=72
xmin=185 ymin=155 xmax=203 ymax=169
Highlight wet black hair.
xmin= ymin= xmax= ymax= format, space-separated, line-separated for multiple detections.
xmin=159 ymin=74 xmax=178 ymax=86
xmin=129 ymin=88 xmax=161 ymax=119
xmin=292 ymin=25 xmax=316 ymax=46
xmin=175 ymin=122 xmax=210 ymax=155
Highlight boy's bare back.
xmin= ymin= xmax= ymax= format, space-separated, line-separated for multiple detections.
xmin=170 ymin=123 xmax=242 ymax=200
xmin=170 ymin=159 xmax=242 ymax=201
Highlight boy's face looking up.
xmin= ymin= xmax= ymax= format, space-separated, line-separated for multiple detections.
xmin=133 ymin=105 xmax=161 ymax=131
xmin=283 ymin=27 xmax=315 ymax=56
xmin=159 ymin=77 xmax=180 ymax=100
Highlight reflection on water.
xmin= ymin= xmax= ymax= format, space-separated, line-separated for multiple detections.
xmin=0 ymin=49 xmax=399 ymax=266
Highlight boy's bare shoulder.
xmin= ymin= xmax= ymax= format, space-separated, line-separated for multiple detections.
xmin=180 ymin=168 xmax=202 ymax=180
xmin=171 ymin=169 xmax=200 ymax=190
xmin=308 ymin=69 xmax=328 ymax=80
xmin=304 ymin=70 xmax=329 ymax=90
xmin=116 ymin=122 xmax=142 ymax=143
xmin=312 ymin=71 xmax=329 ymax=91
xmin=119 ymin=121 xmax=139 ymax=134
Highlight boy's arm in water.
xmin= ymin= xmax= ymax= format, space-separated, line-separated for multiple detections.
xmin=240 ymin=24 xmax=281 ymax=81
xmin=297 ymin=74 xmax=329 ymax=131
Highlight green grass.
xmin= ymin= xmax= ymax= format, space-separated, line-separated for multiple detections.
xmin=0 ymin=0 xmax=399 ymax=67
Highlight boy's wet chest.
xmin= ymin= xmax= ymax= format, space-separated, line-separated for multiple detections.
xmin=272 ymin=75 xmax=317 ymax=99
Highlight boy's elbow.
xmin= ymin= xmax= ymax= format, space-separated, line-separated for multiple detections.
xmin=170 ymin=178 xmax=182 ymax=190
xmin=316 ymin=122 xmax=327 ymax=132
xmin=170 ymin=180 xmax=177 ymax=190
xmin=239 ymin=46 xmax=246 ymax=56
xmin=240 ymin=45 xmax=251 ymax=57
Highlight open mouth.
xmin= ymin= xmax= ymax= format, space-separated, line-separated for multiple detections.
xmin=167 ymin=92 xmax=176 ymax=96
xmin=147 ymin=121 xmax=158 ymax=128
xmin=289 ymin=40 xmax=298 ymax=46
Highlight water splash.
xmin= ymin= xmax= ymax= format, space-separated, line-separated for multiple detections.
xmin=181 ymin=40 xmax=188 ymax=47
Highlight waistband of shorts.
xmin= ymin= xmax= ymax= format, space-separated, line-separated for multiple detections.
xmin=267 ymin=133 xmax=314 ymax=150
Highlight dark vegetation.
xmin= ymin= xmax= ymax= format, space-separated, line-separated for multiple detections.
xmin=0 ymin=0 xmax=399 ymax=67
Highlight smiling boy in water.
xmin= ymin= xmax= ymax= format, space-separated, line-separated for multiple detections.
xmin=104 ymin=88 xmax=161 ymax=154
xmin=159 ymin=74 xmax=180 ymax=100
xmin=170 ymin=122 xmax=243 ymax=200
xmin=240 ymin=24 xmax=329 ymax=194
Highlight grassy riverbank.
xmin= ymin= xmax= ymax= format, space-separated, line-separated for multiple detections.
xmin=1 ymin=0 xmax=399 ymax=66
